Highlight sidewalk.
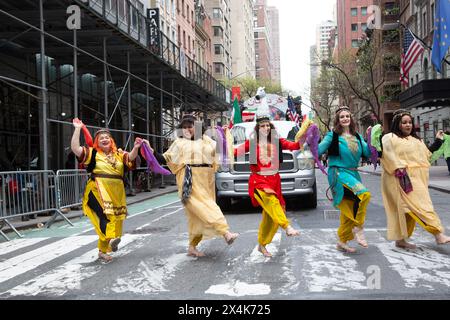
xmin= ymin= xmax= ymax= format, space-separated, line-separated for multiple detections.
xmin=1 ymin=184 xmax=178 ymax=234
xmin=358 ymin=163 xmax=450 ymax=194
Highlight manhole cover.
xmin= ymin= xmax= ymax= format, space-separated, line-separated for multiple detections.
xmin=129 ymin=226 xmax=170 ymax=234
xmin=323 ymin=210 xmax=340 ymax=220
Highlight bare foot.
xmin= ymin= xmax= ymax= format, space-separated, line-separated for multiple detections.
xmin=224 ymin=232 xmax=239 ymax=245
xmin=98 ymin=251 xmax=113 ymax=262
xmin=395 ymin=239 xmax=417 ymax=249
xmin=258 ymin=245 xmax=273 ymax=257
xmin=336 ymin=242 xmax=357 ymax=253
xmin=285 ymin=226 xmax=300 ymax=237
xmin=109 ymin=238 xmax=121 ymax=252
xmin=187 ymin=246 xmax=206 ymax=257
xmin=435 ymin=233 xmax=450 ymax=245
xmin=353 ymin=227 xmax=368 ymax=248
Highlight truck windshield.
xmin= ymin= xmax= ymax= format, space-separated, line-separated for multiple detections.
xmin=232 ymin=122 xmax=299 ymax=145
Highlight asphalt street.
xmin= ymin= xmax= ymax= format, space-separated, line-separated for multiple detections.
xmin=1 ymin=171 xmax=450 ymax=301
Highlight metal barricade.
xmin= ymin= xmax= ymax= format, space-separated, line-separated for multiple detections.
xmin=0 ymin=170 xmax=70 ymax=240
xmin=55 ymin=169 xmax=89 ymax=211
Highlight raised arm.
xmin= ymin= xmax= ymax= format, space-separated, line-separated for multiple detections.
xmin=234 ymin=140 xmax=250 ymax=157
xmin=280 ymin=138 xmax=301 ymax=151
xmin=128 ymin=137 xmax=143 ymax=161
xmin=428 ymin=130 xmax=444 ymax=153
xmin=71 ymin=118 xmax=84 ymax=158
xmin=318 ymin=132 xmax=333 ymax=157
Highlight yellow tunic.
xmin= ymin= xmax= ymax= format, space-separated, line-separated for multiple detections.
xmin=79 ymin=147 xmax=135 ymax=252
xmin=381 ymin=134 xmax=444 ymax=240
xmin=163 ymin=136 xmax=229 ymax=245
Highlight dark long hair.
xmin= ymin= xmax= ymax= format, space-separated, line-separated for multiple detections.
xmin=390 ymin=113 xmax=420 ymax=140
xmin=333 ymin=109 xmax=357 ymax=135
xmin=252 ymin=121 xmax=279 ymax=143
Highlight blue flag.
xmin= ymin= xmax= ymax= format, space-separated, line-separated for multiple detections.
xmin=431 ymin=0 xmax=450 ymax=73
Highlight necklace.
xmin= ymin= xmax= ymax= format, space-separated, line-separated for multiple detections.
xmin=104 ymin=151 xmax=117 ymax=169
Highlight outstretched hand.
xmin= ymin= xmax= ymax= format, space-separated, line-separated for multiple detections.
xmin=73 ymin=118 xmax=84 ymax=129
xmin=134 ymin=137 xmax=143 ymax=148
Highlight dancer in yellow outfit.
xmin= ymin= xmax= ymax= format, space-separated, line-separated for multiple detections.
xmin=145 ymin=114 xmax=239 ymax=257
xmin=71 ymin=118 xmax=142 ymax=261
xmin=318 ymin=107 xmax=372 ymax=253
xmin=233 ymin=114 xmax=301 ymax=257
xmin=380 ymin=110 xmax=450 ymax=249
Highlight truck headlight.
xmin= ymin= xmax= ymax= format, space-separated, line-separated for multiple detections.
xmin=297 ymin=150 xmax=314 ymax=170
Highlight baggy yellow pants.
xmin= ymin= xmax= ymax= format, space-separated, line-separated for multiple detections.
xmin=336 ymin=187 xmax=371 ymax=243
xmin=253 ymin=189 xmax=290 ymax=246
xmin=404 ymin=211 xmax=442 ymax=238
xmin=85 ymin=210 xmax=124 ymax=253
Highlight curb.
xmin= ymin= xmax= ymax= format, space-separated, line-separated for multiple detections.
xmin=358 ymin=170 xmax=450 ymax=194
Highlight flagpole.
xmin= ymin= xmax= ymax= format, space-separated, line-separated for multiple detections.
xmin=399 ymin=22 xmax=450 ymax=66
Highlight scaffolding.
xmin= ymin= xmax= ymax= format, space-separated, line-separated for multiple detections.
xmin=0 ymin=0 xmax=229 ymax=176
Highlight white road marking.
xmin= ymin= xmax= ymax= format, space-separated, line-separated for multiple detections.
xmin=205 ymin=281 xmax=271 ymax=297
xmin=301 ymin=244 xmax=368 ymax=292
xmin=377 ymin=243 xmax=450 ymax=290
xmin=136 ymin=207 xmax=184 ymax=231
xmin=0 ymin=235 xmax=97 ymax=284
xmin=3 ymin=234 xmax=146 ymax=296
xmin=0 ymin=238 xmax=49 ymax=256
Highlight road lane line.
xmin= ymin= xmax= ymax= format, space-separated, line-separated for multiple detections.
xmin=0 ymin=238 xmax=49 ymax=256
xmin=0 ymin=235 xmax=97 ymax=284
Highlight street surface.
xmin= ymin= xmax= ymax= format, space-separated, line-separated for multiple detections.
xmin=1 ymin=171 xmax=450 ymax=300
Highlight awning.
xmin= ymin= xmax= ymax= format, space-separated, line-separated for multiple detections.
xmin=399 ymin=78 xmax=450 ymax=109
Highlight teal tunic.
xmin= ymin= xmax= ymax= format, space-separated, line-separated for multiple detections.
xmin=318 ymin=131 xmax=371 ymax=208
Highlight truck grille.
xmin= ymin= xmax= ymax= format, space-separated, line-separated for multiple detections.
xmin=233 ymin=152 xmax=295 ymax=173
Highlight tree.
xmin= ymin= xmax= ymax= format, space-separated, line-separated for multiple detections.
xmin=221 ymin=77 xmax=284 ymax=100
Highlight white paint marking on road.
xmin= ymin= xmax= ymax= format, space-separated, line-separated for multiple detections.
xmin=0 ymin=238 xmax=49 ymax=256
xmin=205 ymin=281 xmax=271 ymax=297
xmin=0 ymin=235 xmax=97 ymax=284
xmin=302 ymin=244 xmax=368 ymax=292
xmin=377 ymin=243 xmax=450 ymax=290
xmin=110 ymin=239 xmax=190 ymax=294
xmin=71 ymin=200 xmax=181 ymax=237
xmin=135 ymin=207 xmax=184 ymax=231
xmin=3 ymin=234 xmax=146 ymax=297
xmin=249 ymin=232 xmax=281 ymax=263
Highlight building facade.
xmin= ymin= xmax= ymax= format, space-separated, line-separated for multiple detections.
xmin=398 ymin=0 xmax=450 ymax=142
xmin=230 ymin=0 xmax=256 ymax=79
xmin=267 ymin=6 xmax=281 ymax=84
xmin=194 ymin=0 xmax=213 ymax=74
xmin=177 ymin=0 xmax=196 ymax=59
xmin=205 ymin=0 xmax=233 ymax=80
xmin=254 ymin=0 xmax=273 ymax=80
xmin=149 ymin=0 xmax=178 ymax=42
xmin=337 ymin=0 xmax=374 ymax=52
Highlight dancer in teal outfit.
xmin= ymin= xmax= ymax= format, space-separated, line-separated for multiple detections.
xmin=318 ymin=106 xmax=372 ymax=253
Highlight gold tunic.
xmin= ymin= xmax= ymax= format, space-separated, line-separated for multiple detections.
xmin=381 ymin=134 xmax=443 ymax=240
xmin=164 ymin=136 xmax=229 ymax=244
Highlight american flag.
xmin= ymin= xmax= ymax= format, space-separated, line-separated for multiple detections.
xmin=287 ymin=95 xmax=300 ymax=125
xmin=400 ymin=28 xmax=425 ymax=86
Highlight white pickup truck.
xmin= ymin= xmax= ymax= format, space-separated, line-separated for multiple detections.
xmin=215 ymin=120 xmax=317 ymax=211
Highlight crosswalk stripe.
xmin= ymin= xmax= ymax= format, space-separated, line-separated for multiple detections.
xmin=0 ymin=235 xmax=97 ymax=284
xmin=0 ymin=238 xmax=49 ymax=256
xmin=3 ymin=234 xmax=147 ymax=297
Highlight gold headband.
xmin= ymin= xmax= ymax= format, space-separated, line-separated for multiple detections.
xmin=393 ymin=110 xmax=411 ymax=121
xmin=335 ymin=106 xmax=351 ymax=115
xmin=94 ymin=129 xmax=112 ymax=138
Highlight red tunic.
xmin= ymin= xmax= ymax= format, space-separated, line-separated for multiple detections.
xmin=234 ymin=138 xmax=301 ymax=207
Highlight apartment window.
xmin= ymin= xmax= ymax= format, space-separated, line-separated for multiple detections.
xmin=187 ymin=5 xmax=190 ymax=22
xmin=431 ymin=4 xmax=435 ymax=29
xmin=178 ymin=26 xmax=181 ymax=45
xmin=213 ymin=8 xmax=222 ymax=19
xmin=188 ymin=35 xmax=191 ymax=51
xmin=183 ymin=30 xmax=186 ymax=49
xmin=214 ymin=45 xmax=223 ymax=55
xmin=214 ymin=63 xmax=223 ymax=74
xmin=254 ymin=32 xmax=258 ymax=39
xmin=361 ymin=23 xmax=367 ymax=31
xmin=361 ymin=7 xmax=367 ymax=16
xmin=214 ymin=27 xmax=223 ymax=37
xmin=182 ymin=0 xmax=185 ymax=17
xmin=351 ymin=39 xmax=359 ymax=48
xmin=423 ymin=11 xmax=427 ymax=36
xmin=351 ymin=8 xmax=357 ymax=16
xmin=351 ymin=24 xmax=358 ymax=32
